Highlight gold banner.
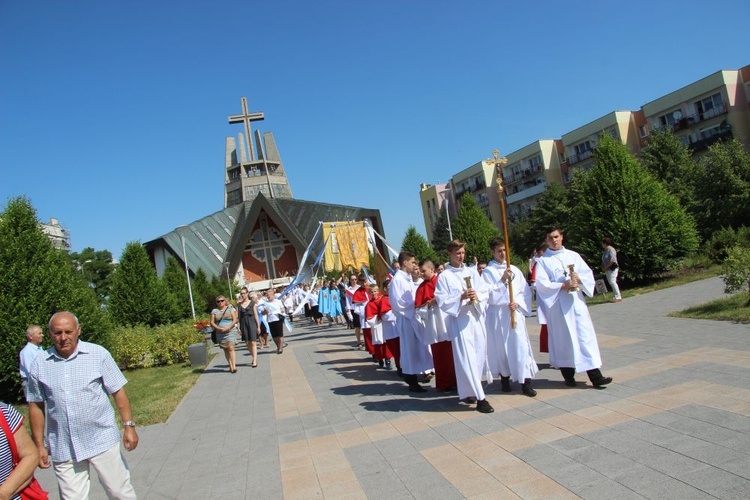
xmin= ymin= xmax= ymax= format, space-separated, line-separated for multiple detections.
xmin=322 ymin=221 xmax=369 ymax=273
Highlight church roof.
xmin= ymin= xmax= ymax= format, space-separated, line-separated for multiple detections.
xmin=144 ymin=194 xmax=383 ymax=279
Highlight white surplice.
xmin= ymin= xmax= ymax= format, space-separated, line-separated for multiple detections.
xmin=535 ymin=247 xmax=603 ymax=372
xmin=435 ymin=264 xmax=490 ymax=400
xmin=482 ymin=260 xmax=538 ymax=382
xmin=389 ymin=269 xmax=434 ymax=375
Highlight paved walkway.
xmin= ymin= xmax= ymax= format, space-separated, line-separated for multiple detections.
xmin=36 ymin=278 xmax=750 ymax=499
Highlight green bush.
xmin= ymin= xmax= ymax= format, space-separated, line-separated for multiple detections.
xmin=106 ymin=320 xmax=204 ymax=370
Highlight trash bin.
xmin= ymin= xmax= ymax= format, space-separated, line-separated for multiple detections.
xmin=188 ymin=342 xmax=208 ymax=366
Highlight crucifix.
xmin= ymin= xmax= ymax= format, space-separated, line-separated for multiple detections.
xmin=486 ymin=149 xmax=516 ymax=328
xmin=228 ymin=97 xmax=265 ymax=162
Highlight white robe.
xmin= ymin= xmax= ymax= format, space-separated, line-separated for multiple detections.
xmin=416 ymin=303 xmax=450 ymax=345
xmin=482 ymin=261 xmax=539 ymax=382
xmin=535 ymin=247 xmax=603 ymax=372
xmin=389 ymin=269 xmax=433 ymax=375
xmin=435 ymin=264 xmax=490 ymax=400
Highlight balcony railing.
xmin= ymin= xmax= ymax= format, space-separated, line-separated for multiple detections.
xmin=670 ymin=102 xmax=727 ymax=132
xmin=689 ymin=126 xmax=733 ymax=152
xmin=567 ymin=149 xmax=593 ymax=165
xmin=504 ymin=163 xmax=543 ymax=185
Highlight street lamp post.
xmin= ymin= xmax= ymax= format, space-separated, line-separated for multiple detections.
xmin=223 ymin=262 xmax=233 ymax=300
xmin=439 ymin=186 xmax=453 ymax=241
xmin=180 ymin=234 xmax=196 ymax=319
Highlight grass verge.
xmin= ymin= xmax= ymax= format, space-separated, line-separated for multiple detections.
xmin=669 ymin=292 xmax=750 ymax=323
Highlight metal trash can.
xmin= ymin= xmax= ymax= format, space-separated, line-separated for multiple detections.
xmin=188 ymin=342 xmax=208 ymax=366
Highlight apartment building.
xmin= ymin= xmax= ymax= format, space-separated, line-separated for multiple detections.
xmin=641 ymin=69 xmax=750 ymax=153
xmin=419 ymin=182 xmax=451 ymax=243
xmin=502 ymin=140 xmax=565 ymax=222
xmin=420 ymin=65 xmax=750 ymax=240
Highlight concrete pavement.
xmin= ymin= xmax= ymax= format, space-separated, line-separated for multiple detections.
xmin=35 ymin=277 xmax=750 ymax=499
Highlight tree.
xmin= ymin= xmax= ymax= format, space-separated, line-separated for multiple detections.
xmin=429 ymin=212 xmax=452 ymax=263
xmin=192 ymin=268 xmax=214 ymax=314
xmin=69 ymin=246 xmax=115 ymax=304
xmin=639 ymin=128 xmax=699 ymax=214
xmin=452 ymin=193 xmax=501 ymax=264
xmin=0 ymin=197 xmax=110 ymax=402
xmin=109 ymin=242 xmax=177 ymax=326
xmin=692 ymin=139 xmax=750 ymax=240
xmin=401 ymin=225 xmax=438 ymax=263
xmin=509 ymin=182 xmax=572 ymax=262
xmin=567 ymin=134 xmax=699 ymax=281
xmin=162 ymin=256 xmax=193 ymax=320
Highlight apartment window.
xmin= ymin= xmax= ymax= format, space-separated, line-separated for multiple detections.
xmin=696 ymin=93 xmax=724 ymax=119
xmin=639 ymin=125 xmax=648 ymax=138
xmin=698 ymin=124 xmax=722 ymax=140
xmin=574 ymin=141 xmax=592 ymax=156
xmin=658 ymin=111 xmax=678 ymax=128
xmin=529 ymin=155 xmax=542 ymax=169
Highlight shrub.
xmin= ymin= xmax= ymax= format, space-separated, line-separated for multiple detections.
xmin=107 ymin=320 xmax=204 ymax=370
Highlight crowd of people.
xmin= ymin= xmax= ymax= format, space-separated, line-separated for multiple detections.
xmin=2 ymin=227 xmax=620 ymax=498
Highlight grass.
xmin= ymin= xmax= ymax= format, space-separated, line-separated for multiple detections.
xmin=16 ymin=353 xmax=213 ymax=429
xmin=669 ymin=292 xmax=750 ymax=322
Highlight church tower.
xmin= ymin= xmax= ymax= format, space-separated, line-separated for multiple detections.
xmin=224 ymin=97 xmax=294 ymax=207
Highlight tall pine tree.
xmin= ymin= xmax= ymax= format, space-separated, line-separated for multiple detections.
xmin=452 ymin=193 xmax=501 ymax=264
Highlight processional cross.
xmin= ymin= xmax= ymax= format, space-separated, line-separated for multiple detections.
xmin=486 ymin=149 xmax=517 ymax=328
xmin=228 ymin=97 xmax=265 ymax=161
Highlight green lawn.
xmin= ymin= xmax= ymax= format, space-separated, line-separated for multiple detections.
xmin=669 ymin=292 xmax=750 ymax=322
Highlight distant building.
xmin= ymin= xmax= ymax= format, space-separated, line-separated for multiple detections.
xmin=41 ymin=218 xmax=71 ymax=250
xmin=420 ymin=64 xmax=750 ymax=238
xmin=145 ymin=98 xmax=386 ymax=287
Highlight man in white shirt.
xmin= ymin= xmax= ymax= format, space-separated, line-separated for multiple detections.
xmin=19 ymin=324 xmax=44 ymax=397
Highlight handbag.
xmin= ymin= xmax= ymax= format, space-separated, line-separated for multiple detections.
xmin=0 ymin=408 xmax=49 ymax=500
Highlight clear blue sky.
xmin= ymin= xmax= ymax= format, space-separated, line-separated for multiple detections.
xmin=1 ymin=0 xmax=748 ymax=260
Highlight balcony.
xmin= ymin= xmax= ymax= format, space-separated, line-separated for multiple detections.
xmin=688 ymin=126 xmax=733 ymax=152
xmin=567 ymin=149 xmax=593 ymax=165
xmin=504 ymin=163 xmax=543 ymax=185
xmin=671 ymin=102 xmax=727 ymax=132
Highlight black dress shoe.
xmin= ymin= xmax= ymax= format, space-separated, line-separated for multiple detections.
xmin=378 ymin=359 xmax=385 ymax=368
xmin=500 ymin=376 xmax=512 ymax=393
xmin=564 ymin=380 xmax=577 ymax=387
xmin=592 ymin=376 xmax=613 ymax=387
xmin=476 ymin=399 xmax=494 ymax=413
xmin=461 ymin=397 xmax=477 ymax=404
xmin=409 ymin=384 xmax=427 ymax=393
xmin=522 ymin=379 xmax=537 ymax=397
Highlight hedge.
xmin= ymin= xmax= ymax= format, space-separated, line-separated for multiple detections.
xmin=106 ymin=320 xmax=204 ymax=370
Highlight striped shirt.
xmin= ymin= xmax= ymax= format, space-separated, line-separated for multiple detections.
xmin=26 ymin=341 xmax=127 ymax=462
xmin=0 ymin=402 xmax=23 ymax=500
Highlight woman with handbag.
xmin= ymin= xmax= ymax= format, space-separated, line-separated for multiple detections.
xmin=210 ymin=296 xmax=239 ymax=373
xmin=0 ymin=401 xmax=48 ymax=500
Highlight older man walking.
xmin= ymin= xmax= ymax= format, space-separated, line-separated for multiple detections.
xmin=27 ymin=311 xmax=139 ymax=499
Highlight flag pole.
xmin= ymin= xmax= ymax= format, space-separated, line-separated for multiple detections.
xmin=487 ymin=149 xmax=516 ymax=328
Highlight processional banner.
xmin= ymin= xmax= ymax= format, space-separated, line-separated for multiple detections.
xmin=322 ymin=221 xmax=369 ymax=273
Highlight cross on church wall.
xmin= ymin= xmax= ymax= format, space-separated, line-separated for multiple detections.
xmin=228 ymin=97 xmax=265 ymax=162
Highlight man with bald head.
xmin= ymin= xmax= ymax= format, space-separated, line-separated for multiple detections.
xmin=26 ymin=311 xmax=138 ymax=499
xmin=19 ymin=324 xmax=44 ymax=397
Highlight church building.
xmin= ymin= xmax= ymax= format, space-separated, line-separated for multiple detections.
xmin=144 ymin=98 xmax=386 ymax=288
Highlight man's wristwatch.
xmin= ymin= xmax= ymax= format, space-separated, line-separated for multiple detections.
xmin=123 ymin=420 xmax=136 ymax=427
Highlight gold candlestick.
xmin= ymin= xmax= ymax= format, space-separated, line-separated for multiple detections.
xmin=464 ymin=276 xmax=479 ymax=304
xmin=568 ymin=264 xmax=580 ymax=293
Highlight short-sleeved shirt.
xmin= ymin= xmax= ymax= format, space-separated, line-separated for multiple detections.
xmin=19 ymin=342 xmax=44 ymax=380
xmin=602 ymin=246 xmax=618 ymax=267
xmin=26 ymin=341 xmax=127 ymax=462
xmin=0 ymin=403 xmax=23 ymax=500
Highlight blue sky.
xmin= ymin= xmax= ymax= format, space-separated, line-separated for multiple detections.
xmin=1 ymin=0 xmax=747 ymax=260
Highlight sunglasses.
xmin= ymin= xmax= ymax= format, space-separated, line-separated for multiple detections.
xmin=217 ymin=299 xmax=225 ymax=303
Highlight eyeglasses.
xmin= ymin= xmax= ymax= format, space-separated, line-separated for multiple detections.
xmin=217 ymin=299 xmax=225 ymax=303
xmin=240 ymin=292 xmax=247 ymax=295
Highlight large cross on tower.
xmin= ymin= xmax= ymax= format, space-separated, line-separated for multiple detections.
xmin=228 ymin=97 xmax=264 ymax=161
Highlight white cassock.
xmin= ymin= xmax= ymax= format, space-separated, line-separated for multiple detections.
xmin=535 ymin=247 xmax=603 ymax=372
xmin=435 ymin=264 xmax=491 ymax=400
xmin=482 ymin=261 xmax=539 ymax=382
xmin=389 ymin=269 xmax=433 ymax=375
xmin=415 ymin=303 xmax=450 ymax=346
